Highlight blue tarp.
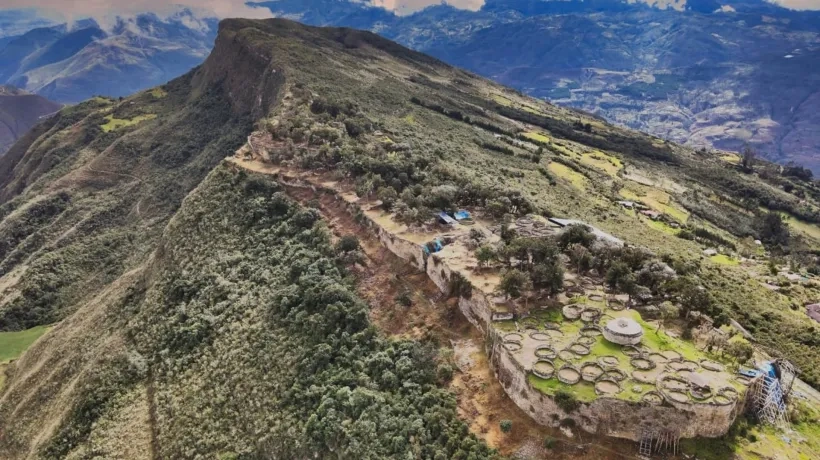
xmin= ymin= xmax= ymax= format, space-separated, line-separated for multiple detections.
xmin=739 ymin=368 xmax=759 ymax=378
xmin=454 ymin=210 xmax=471 ymax=220
xmin=423 ymin=239 xmax=443 ymax=254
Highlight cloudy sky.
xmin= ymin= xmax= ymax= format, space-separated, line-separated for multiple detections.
xmin=0 ymin=0 xmax=818 ymax=24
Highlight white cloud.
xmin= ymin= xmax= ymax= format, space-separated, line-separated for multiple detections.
xmin=768 ymin=0 xmax=820 ymax=9
xmin=0 ymin=1 xmax=273 ymax=26
xmin=370 ymin=1 xmax=485 ymax=15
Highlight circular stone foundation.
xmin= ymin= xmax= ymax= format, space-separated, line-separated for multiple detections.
xmin=530 ymin=331 xmax=551 ymax=342
xmin=603 ymin=317 xmax=644 ymax=345
xmin=700 ymin=360 xmax=724 ymax=372
xmin=569 ymin=343 xmax=591 ymax=356
xmin=661 ymin=375 xmax=689 ymax=391
xmin=690 ymin=387 xmax=713 ymax=401
xmin=665 ymin=390 xmax=690 ymax=404
xmin=534 ymin=345 xmax=557 ymax=359
xmin=581 ymin=307 xmax=602 ymax=322
xmin=622 ymin=346 xmax=642 ymax=357
xmin=608 ymin=299 xmax=626 ymax=311
xmin=544 ymin=321 xmax=561 ymax=331
xmin=715 ymin=387 xmax=739 ymax=404
xmin=595 ymin=379 xmax=621 ymax=395
xmin=581 ymin=362 xmax=605 ymax=381
xmin=648 ymin=353 xmax=668 ymax=364
xmin=562 ymin=304 xmax=583 ymax=320
xmin=641 ymin=391 xmax=664 ymax=405
xmin=576 ymin=336 xmax=596 ymax=346
xmin=588 ymin=294 xmax=605 ymax=302
xmin=602 ymin=369 xmax=627 ymax=382
xmin=504 ymin=332 xmax=524 ymax=342
xmin=580 ymin=325 xmax=603 ymax=337
xmin=558 ymin=365 xmax=582 ymax=384
xmin=598 ymin=356 xmax=620 ymax=368
xmin=669 ymin=360 xmax=699 ymax=372
xmin=631 ymin=357 xmax=656 ymax=370
xmin=533 ymin=360 xmax=556 ymax=379
xmin=564 ymin=280 xmax=577 ymax=289
xmin=631 ymin=370 xmax=655 ymax=384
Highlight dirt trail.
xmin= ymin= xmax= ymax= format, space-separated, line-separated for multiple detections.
xmin=230 ymin=156 xmax=642 ymax=459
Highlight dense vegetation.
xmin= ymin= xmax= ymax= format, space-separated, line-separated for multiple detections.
xmin=41 ymin=166 xmax=496 ymax=459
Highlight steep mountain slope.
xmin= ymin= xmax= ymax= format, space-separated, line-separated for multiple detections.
xmin=1 ymin=17 xmax=819 ymax=458
xmin=259 ymin=0 xmax=820 ymax=171
xmin=0 ymin=13 xmax=217 ymax=103
xmin=0 ymin=85 xmax=61 ymax=155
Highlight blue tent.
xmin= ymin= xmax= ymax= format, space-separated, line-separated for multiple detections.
xmin=423 ymin=239 xmax=443 ymax=254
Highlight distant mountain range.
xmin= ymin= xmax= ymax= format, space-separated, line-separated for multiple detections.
xmin=2 ymin=1 xmax=820 ymax=169
xmin=0 ymin=11 xmax=216 ymax=103
xmin=0 ymin=85 xmax=61 ymax=155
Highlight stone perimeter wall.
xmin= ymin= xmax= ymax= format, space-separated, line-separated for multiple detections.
xmin=277 ymin=174 xmax=743 ymax=441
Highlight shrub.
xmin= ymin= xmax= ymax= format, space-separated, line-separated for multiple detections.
xmin=499 ymin=419 xmax=513 ymax=433
xmin=336 ymin=235 xmax=361 ymax=253
xmin=396 ymin=290 xmax=413 ymax=307
xmin=554 ymin=389 xmax=579 ymax=413
xmin=543 ymin=437 xmax=556 ymax=449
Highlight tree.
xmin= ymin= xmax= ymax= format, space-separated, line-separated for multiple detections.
xmin=559 ymin=224 xmax=595 ymax=250
xmin=428 ymin=185 xmax=458 ymax=212
xmin=377 ymin=187 xmax=399 ymax=210
xmin=531 ymin=261 xmax=564 ymax=295
xmin=657 ymin=302 xmax=680 ymax=333
xmin=568 ymin=244 xmax=592 ymax=274
xmin=726 ymin=340 xmax=754 ymax=364
xmin=605 ymin=261 xmax=631 ymax=291
xmin=499 ymin=269 xmax=529 ymax=299
xmin=758 ymin=211 xmax=790 ymax=247
xmin=741 ymin=145 xmax=756 ymax=172
xmin=475 ymin=245 xmax=496 ymax=269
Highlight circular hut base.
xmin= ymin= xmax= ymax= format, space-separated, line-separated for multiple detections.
xmin=602 ymin=369 xmax=627 ymax=382
xmin=581 ymin=362 xmax=605 ymax=381
xmin=588 ymin=294 xmax=604 ymax=302
xmin=562 ymin=304 xmax=583 ymax=320
xmin=641 ymin=391 xmax=664 ymax=405
xmin=598 ymin=356 xmax=620 ymax=368
xmin=666 ymin=390 xmax=690 ymax=404
xmin=533 ymin=360 xmax=556 ymax=379
xmin=504 ymin=332 xmax=524 ymax=342
xmin=558 ymin=366 xmax=582 ymax=384
xmin=569 ymin=343 xmax=591 ymax=356
xmin=534 ymin=345 xmax=557 ymax=359
xmin=576 ymin=336 xmax=596 ymax=346
xmin=648 ymin=353 xmax=668 ymax=365
xmin=632 ymin=370 xmax=655 ymax=384
xmin=631 ymin=357 xmax=656 ymax=371
xmin=530 ymin=331 xmax=551 ymax=342
xmin=595 ymin=379 xmax=621 ymax=395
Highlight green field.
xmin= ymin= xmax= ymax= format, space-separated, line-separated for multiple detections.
xmin=0 ymin=325 xmax=51 ymax=363
xmin=101 ymin=113 xmax=157 ymax=132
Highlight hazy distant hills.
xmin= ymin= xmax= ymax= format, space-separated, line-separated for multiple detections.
xmin=0 ymin=11 xmax=217 ymax=103
xmin=258 ymin=0 xmax=820 ymax=171
xmin=0 ymin=85 xmax=61 ymax=155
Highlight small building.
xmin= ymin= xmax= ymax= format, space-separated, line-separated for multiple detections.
xmin=602 ymin=318 xmax=644 ymax=345
xmin=617 ymin=200 xmax=636 ymax=209
xmin=703 ymin=248 xmax=718 ymax=257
